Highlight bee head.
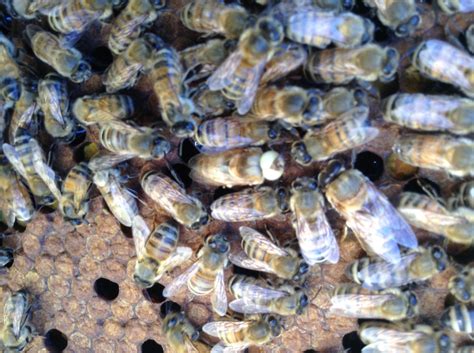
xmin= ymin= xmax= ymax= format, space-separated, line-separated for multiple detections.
xmin=151 ymin=0 xmax=166 ymax=10
xmin=404 ymin=291 xmax=419 ymax=318
xmin=353 ymin=88 xmax=368 ymax=107
xmin=40 ymin=194 xmax=57 ymax=207
xmin=342 ymin=0 xmax=354 ymax=10
xmin=395 ymin=14 xmax=421 ymax=37
xmin=276 ymin=187 xmax=289 ymax=213
xmin=265 ymin=315 xmax=282 ymax=337
xmin=143 ymin=33 xmax=165 ymax=50
xmin=449 ymin=274 xmax=471 ymax=302
xmin=291 ymin=142 xmax=312 ymax=166
xmin=318 ymin=159 xmax=345 ymax=190
xmin=296 ymin=291 xmax=309 ymax=315
xmin=71 ymin=61 xmax=92 ymax=83
xmin=291 ymin=177 xmax=317 ymax=192
xmin=437 ymin=333 xmax=452 ymax=353
xmin=302 ymin=91 xmax=323 ymax=125
xmin=151 ymin=135 xmax=171 ymax=158
xmin=164 ymin=311 xmax=185 ymax=329
xmin=133 ymin=259 xmax=156 ymax=288
xmin=430 ymin=246 xmax=447 ymax=272
xmin=380 ymin=47 xmax=399 ymax=82
xmin=293 ymin=261 xmax=309 ymax=281
xmin=207 ymin=233 xmax=229 ymax=254
xmin=257 ymin=17 xmax=283 ymax=46
xmin=0 ymin=77 xmax=21 ymax=103
xmin=260 ymin=151 xmax=284 ymax=181
xmin=361 ymin=19 xmax=374 ymax=45
xmin=171 ymin=120 xmax=197 ymax=138
xmin=191 ymin=211 xmax=209 ymax=230
xmin=267 ymin=122 xmax=281 ymax=140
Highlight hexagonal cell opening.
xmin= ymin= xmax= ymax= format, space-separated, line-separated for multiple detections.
xmin=94 ymin=277 xmax=120 ymax=301
xmin=354 ymin=151 xmax=384 ymax=182
xmin=303 ymin=350 xmax=320 ymax=353
xmin=143 ymin=282 xmax=166 ymax=303
xmin=342 ymin=331 xmax=365 ymax=353
xmin=160 ymin=300 xmax=182 ymax=319
xmin=141 ymin=339 xmax=164 ymax=353
xmin=403 ymin=178 xmax=441 ymax=197
xmin=44 ymin=329 xmax=68 ymax=352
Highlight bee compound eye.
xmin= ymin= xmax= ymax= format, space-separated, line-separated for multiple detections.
xmin=191 ymin=330 xmax=199 ymax=341
xmin=300 ymin=294 xmax=309 ymax=307
xmin=299 ymin=262 xmax=309 ymax=275
xmin=409 ymin=294 xmax=417 ymax=305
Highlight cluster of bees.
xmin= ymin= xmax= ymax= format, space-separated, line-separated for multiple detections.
xmin=0 ymin=0 xmax=472 ymax=351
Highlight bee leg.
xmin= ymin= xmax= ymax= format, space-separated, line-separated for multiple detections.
xmin=417 ymin=179 xmax=446 ymax=207
xmin=264 ymin=224 xmax=281 ymax=247
xmin=341 ymin=226 xmax=353 ymax=242
xmin=355 ymin=79 xmax=379 ymax=100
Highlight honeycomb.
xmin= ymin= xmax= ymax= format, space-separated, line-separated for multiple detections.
xmin=0 ymin=1 xmax=473 ymax=353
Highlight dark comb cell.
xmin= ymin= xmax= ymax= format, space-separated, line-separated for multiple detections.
xmin=68 ymin=126 xmax=88 ymax=148
xmin=213 ymin=186 xmax=238 ymax=201
xmin=120 ymin=224 xmax=133 ymax=238
xmin=141 ymin=339 xmax=164 ymax=353
xmin=172 ymin=163 xmax=193 ymax=188
xmin=143 ymin=282 xmax=166 ymax=303
xmin=94 ymin=277 xmax=120 ymax=300
xmin=160 ymin=300 xmax=182 ymax=319
xmin=179 ymin=138 xmax=200 ymax=164
xmin=89 ymin=46 xmax=114 ymax=73
xmin=403 ymin=178 xmax=441 ymax=196
xmin=342 ymin=331 xmax=365 ymax=353
xmin=355 ymin=151 xmax=384 ymax=181
xmin=44 ymin=329 xmax=68 ymax=352
xmin=233 ymin=265 xmax=260 ymax=278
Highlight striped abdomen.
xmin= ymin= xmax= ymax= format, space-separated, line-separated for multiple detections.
xmin=145 ymin=220 xmax=179 ymax=261
xmin=242 ymin=235 xmax=276 ymax=265
xmin=221 ymin=60 xmax=255 ymax=101
xmin=48 ymin=0 xmax=104 ymax=34
xmin=181 ymin=0 xmax=217 ymax=33
xmin=441 ymin=304 xmax=473 ymax=333
xmin=306 ymin=48 xmax=355 ymax=84
xmin=62 ymin=163 xmax=92 ymax=199
xmin=457 ymin=181 xmax=474 ymax=209
xmin=151 ymin=47 xmax=183 ymax=110
xmin=100 ymin=125 xmax=134 ymax=153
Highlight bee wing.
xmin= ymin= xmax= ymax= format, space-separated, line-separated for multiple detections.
xmin=229 ymin=251 xmax=276 ymax=274
xmin=2 ymin=143 xmax=28 ymax=180
xmin=212 ymin=269 xmax=228 ymax=316
xmin=239 ymin=226 xmax=288 ymax=257
xmin=329 ymin=293 xmax=395 ymax=318
xmin=236 ymin=59 xmax=267 ymax=114
xmin=163 ymin=262 xmax=200 ymax=298
xmin=132 ymin=215 xmax=150 ymax=258
xmin=88 ymin=153 xmax=134 ymax=172
xmin=203 ymin=320 xmax=252 ymax=337
xmin=9 ymin=296 xmax=30 ymax=337
xmin=399 ymin=204 xmax=467 ymax=228
xmin=157 ymin=246 xmax=193 ymax=278
xmin=229 ymin=299 xmax=273 ymax=314
xmin=154 ymin=174 xmax=197 ymax=210
xmin=207 ymin=50 xmax=244 ymax=91
xmin=211 ymin=341 xmax=250 ymax=353
xmin=9 ymin=103 xmax=36 ymax=143
xmin=211 ymin=189 xmax=268 ymax=221
xmin=362 ymin=343 xmax=416 ymax=353
xmin=231 ymin=280 xmax=288 ymax=300
xmin=46 ymin=90 xmax=66 ymax=126
xmin=30 ymin=139 xmax=61 ymax=201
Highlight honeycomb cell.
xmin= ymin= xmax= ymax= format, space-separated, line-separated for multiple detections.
xmin=47 ymin=275 xmax=71 ymax=297
xmin=87 ymin=235 xmax=111 ymax=261
xmin=22 ymin=233 xmax=42 ymax=259
xmin=135 ymin=299 xmax=159 ymax=324
xmin=64 ymin=231 xmax=87 ymax=259
xmin=119 ymin=280 xmax=141 ymax=305
xmin=111 ymin=300 xmax=135 ymax=322
xmin=87 ymin=296 xmax=112 ymax=320
xmin=69 ymin=332 xmax=91 ymax=351
xmin=71 ymin=277 xmax=94 ymax=300
xmin=54 ymin=254 xmax=75 ymax=277
xmin=44 ymin=234 xmax=65 ymax=257
xmin=100 ymin=258 xmax=127 ymax=283
xmin=44 ymin=328 xmax=68 ymax=352
xmin=24 ymin=272 xmax=46 ymax=295
xmin=61 ymin=297 xmax=86 ymax=319
xmin=93 ymin=337 xmax=116 ymax=353
xmin=12 ymin=254 xmax=34 ymax=273
xmin=53 ymin=311 xmax=76 ymax=335
xmin=104 ymin=318 xmax=125 ymax=340
xmin=78 ymin=257 xmax=102 ymax=280
xmin=94 ymin=277 xmax=120 ymax=300
xmin=35 ymin=256 xmax=56 ymax=277
xmin=125 ymin=319 xmax=149 ymax=344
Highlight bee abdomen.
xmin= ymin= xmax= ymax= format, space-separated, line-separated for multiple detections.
xmin=188 ymin=267 xmax=215 ymax=295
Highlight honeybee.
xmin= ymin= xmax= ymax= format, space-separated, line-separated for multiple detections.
xmin=72 ymin=93 xmax=134 ymax=126
xmin=195 ymin=117 xmax=279 ymax=152
xmin=47 ymin=0 xmax=113 ymax=35
xmin=286 ymin=11 xmax=374 ymax=49
xmin=108 ymin=0 xmax=163 ymax=55
xmin=189 ymin=148 xmax=284 ymax=187
xmin=149 ymin=44 xmax=198 ymax=138
xmin=306 ymin=44 xmax=399 ymax=84
xmin=163 ymin=233 xmax=230 ymax=316
xmin=3 ymin=134 xmax=60 ymax=205
xmin=132 ymin=218 xmax=192 ymax=288
xmin=383 ymin=94 xmax=474 ymax=135
xmin=229 ymin=274 xmax=309 ymax=316
xmin=449 ymin=266 xmax=474 ymax=303
xmin=291 ymin=107 xmax=378 ymax=165
xmin=457 ymin=345 xmax=474 ymax=353
xmin=162 ymin=310 xmax=209 ymax=353
xmin=38 ymin=73 xmax=75 ymax=141
xmin=267 ymin=0 xmax=354 ymax=22
xmin=393 ymin=133 xmax=474 ymax=177
xmin=59 ymin=162 xmax=92 ymax=225
xmin=99 ymin=121 xmax=170 ymax=160
xmin=141 ymin=172 xmax=208 ymax=229
xmin=26 ymin=25 xmax=91 ymax=83
xmin=441 ymin=303 xmax=473 ymax=333
xmin=8 ymin=82 xmax=37 ymax=144
xmin=318 ymin=160 xmax=418 ymax=264
xmin=260 ymin=42 xmax=307 ymax=85
xmin=412 ymin=39 xmax=474 ymax=98
xmin=0 ymin=33 xmax=21 ymax=104
xmin=346 ymin=245 xmax=448 ymax=290
xmin=363 ymin=0 xmax=420 ymax=36
xmin=330 ymin=284 xmax=419 ymax=321
xmin=467 ymin=24 xmax=474 ymax=55
xmin=359 ymin=322 xmax=453 ymax=353
xmin=180 ymin=0 xmax=250 ymax=39
xmin=211 ymin=186 xmax=289 ymax=222
xmin=208 ymin=17 xmax=284 ymax=114
xmin=9 ymin=0 xmax=61 ymax=19
xmin=448 ymin=181 xmax=474 ymax=211
xmin=437 ymin=0 xmax=474 ymax=13
xmin=202 ymin=315 xmax=282 ymax=352
xmin=0 ymin=155 xmax=34 ymax=228
xmin=1 ymin=290 xmax=35 ymax=352
xmin=397 ymin=192 xmax=474 ymax=246
xmin=103 ymin=34 xmax=161 ymax=93
xmin=319 ymin=87 xmax=369 ymax=122
xmin=230 ymin=226 xmax=309 ymax=281
xmin=93 ymin=168 xmax=139 ymax=227
xmin=290 ymin=177 xmax=339 ymax=265
xmin=0 ymin=248 xmax=13 ymax=268
xmin=190 ymin=85 xmax=234 ymax=117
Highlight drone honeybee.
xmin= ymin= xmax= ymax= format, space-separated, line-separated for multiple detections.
xmin=162 ymin=310 xmax=208 ymax=353
xmin=132 ymin=218 xmax=192 ymax=288
xmin=99 ymin=121 xmax=170 ymax=160
xmin=383 ymin=93 xmax=474 ymax=135
xmin=211 ymin=186 xmax=289 ymax=222
xmin=72 ymin=93 xmax=135 ymax=126
xmin=397 ymin=192 xmax=474 ymax=246
xmin=437 ymin=0 xmax=474 ymax=13
xmin=286 ymin=11 xmax=373 ymax=48
xmin=229 ymin=226 xmax=309 ymax=281
xmin=363 ymin=0 xmax=420 ymax=36
xmin=291 ymin=107 xmax=378 ymax=165
xmin=0 ymin=33 xmax=21 ymax=104
xmin=260 ymin=42 xmax=307 ymax=85
xmin=318 ymin=160 xmax=417 ymax=264
xmin=208 ymin=16 xmax=284 ymax=114
xmin=306 ymin=44 xmax=399 ymax=84
xmin=448 ymin=181 xmax=474 ymax=211
xmin=108 ymin=0 xmax=163 ymax=55
xmin=180 ymin=0 xmax=250 ymax=39
xmin=412 ymin=39 xmax=474 ymax=98
xmin=163 ymin=233 xmax=230 ymax=316
xmin=202 ymin=315 xmax=282 ymax=352
xmin=0 ymin=248 xmax=13 ymax=268
xmin=195 ymin=117 xmax=280 ymax=151
xmin=393 ymin=133 xmax=474 ymax=177
xmin=189 ymin=148 xmax=284 ymax=187
xmin=346 ymin=245 xmax=448 ymax=290
xmin=449 ymin=266 xmax=474 ymax=303
xmin=290 ymin=177 xmax=339 ymax=265
xmin=140 ymin=172 xmax=208 ymax=229
xmin=229 ymin=274 xmax=309 ymax=316
xmin=441 ymin=303 xmax=473 ymax=333
xmin=27 ymin=25 xmax=91 ymax=83
xmin=60 ymin=162 xmax=92 ymax=225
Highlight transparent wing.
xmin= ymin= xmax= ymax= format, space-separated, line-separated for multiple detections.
xmin=236 ymin=59 xmax=267 ymax=115
xmin=229 ymin=251 xmax=275 ymax=274
xmin=362 ymin=343 xmax=414 ymax=353
xmin=212 ymin=269 xmax=228 ymax=316
xmin=30 ymin=140 xmax=61 ymax=201
xmin=207 ymin=51 xmax=243 ymax=91
xmin=2 ymin=143 xmax=28 ymax=180
xmin=230 ymin=281 xmax=287 ymax=300
xmin=229 ymin=299 xmax=272 ymax=314
xmin=88 ymin=153 xmax=134 ymax=172
xmin=47 ymin=90 xmax=65 ymax=126
xmin=203 ymin=321 xmax=252 ymax=337
xmin=239 ymin=226 xmax=288 ymax=257
xmin=158 ymin=247 xmax=193 ymax=277
xmin=211 ymin=341 xmax=249 ymax=353
xmin=329 ymin=293 xmax=395 ymax=318
xmin=163 ymin=262 xmax=199 ymax=298
xmin=132 ymin=215 xmax=150 ymax=258
xmin=148 ymin=174 xmax=196 ymax=212
xmin=261 ymin=43 xmax=307 ymax=84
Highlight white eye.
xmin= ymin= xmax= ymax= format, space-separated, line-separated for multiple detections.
xmin=260 ymin=151 xmax=284 ymax=181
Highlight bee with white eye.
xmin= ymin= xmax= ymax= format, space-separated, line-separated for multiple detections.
xmin=108 ymin=0 xmax=164 ymax=55
xmin=412 ymin=39 xmax=474 ymax=98
xmin=141 ymin=172 xmax=208 ymax=230
xmin=383 ymin=93 xmax=474 ymax=135
xmin=290 ymin=177 xmax=339 ymax=265
xmin=229 ymin=274 xmax=310 ymax=316
xmin=291 ymin=107 xmax=378 ymax=166
xmin=208 ymin=16 xmax=284 ymax=114
xmin=60 ymin=162 xmax=92 ymax=225
xmin=286 ymin=11 xmax=374 ymax=49
xmin=437 ymin=0 xmax=474 ymax=13
xmin=448 ymin=181 xmax=474 ymax=212
xmin=26 ymin=25 xmax=91 ymax=83
xmin=0 ymin=248 xmax=13 ymax=268
xmin=441 ymin=303 xmax=474 ymax=334
xmin=318 ymin=160 xmax=418 ymax=264
xmin=203 ymin=314 xmax=282 ymax=352
xmin=189 ymin=148 xmax=285 ymax=188
xmin=449 ymin=266 xmax=474 ymax=303
xmin=346 ymin=245 xmax=448 ymax=290
xmin=211 ymin=186 xmax=289 ymax=222
xmin=359 ymin=322 xmax=453 ymax=353
xmin=397 ymin=192 xmax=474 ymax=246
xmin=329 ymin=284 xmax=419 ymax=321
xmin=230 ymin=226 xmax=309 ymax=281
xmin=0 ymin=33 xmax=21 ymax=105
xmin=163 ymin=233 xmax=230 ymax=316
xmin=306 ymin=44 xmax=399 ymax=84
xmin=363 ymin=0 xmax=421 ymax=37
xmin=260 ymin=42 xmax=308 ymax=85
xmin=162 ymin=310 xmax=209 ymax=353
xmin=393 ymin=133 xmax=474 ymax=177
xmin=99 ymin=121 xmax=170 ymax=160
xmin=72 ymin=93 xmax=135 ymax=126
